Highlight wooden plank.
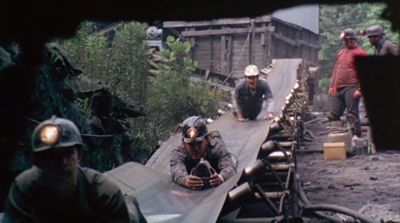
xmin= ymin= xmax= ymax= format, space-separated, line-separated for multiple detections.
xmin=227 ymin=35 xmax=232 ymax=74
xmin=272 ymin=33 xmax=320 ymax=49
xmin=261 ymin=24 xmax=266 ymax=67
xmin=163 ymin=15 xmax=271 ymax=28
xmin=181 ymin=26 xmax=273 ymax=37
xmin=272 ymin=33 xmax=297 ymax=46
xmin=220 ymin=35 xmax=226 ymax=74
xmin=266 ymin=24 xmax=272 ymax=65
xmin=209 ymin=34 xmax=214 ymax=70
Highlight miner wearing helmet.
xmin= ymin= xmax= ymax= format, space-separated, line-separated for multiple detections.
xmin=4 ymin=116 xmax=146 ymax=223
xmin=233 ymin=64 xmax=275 ymax=122
xmin=363 ymin=24 xmax=398 ymax=56
xmin=327 ymin=28 xmax=368 ymax=137
xmin=170 ymin=116 xmax=235 ymax=190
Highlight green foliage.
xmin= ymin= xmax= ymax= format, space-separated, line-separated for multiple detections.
xmin=62 ymin=23 xmax=220 ymax=167
xmin=63 ymin=22 xmax=149 ymax=104
xmin=319 ymin=77 xmax=331 ymax=94
xmin=108 ymin=23 xmax=149 ymax=103
xmin=144 ymin=36 xmax=218 ymax=142
xmin=62 ymin=22 xmax=151 ymax=167
xmin=319 ymin=3 xmax=399 ymax=89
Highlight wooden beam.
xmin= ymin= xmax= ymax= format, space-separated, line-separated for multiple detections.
xmin=298 ymin=40 xmax=321 ymax=49
xmin=272 ymin=33 xmax=297 ymax=46
xmin=266 ymin=23 xmax=273 ymax=65
xmin=181 ymin=26 xmax=274 ymax=37
xmin=250 ymin=20 xmax=255 ymax=64
xmin=261 ymin=23 xmax=266 ymax=67
xmin=163 ymin=15 xmax=271 ymax=28
xmin=209 ymin=34 xmax=213 ymax=70
xmin=227 ymin=35 xmax=232 ymax=74
xmin=221 ymin=35 xmax=227 ymax=74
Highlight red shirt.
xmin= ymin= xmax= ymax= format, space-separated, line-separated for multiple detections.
xmin=331 ymin=46 xmax=367 ymax=89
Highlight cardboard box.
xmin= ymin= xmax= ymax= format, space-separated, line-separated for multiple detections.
xmin=323 ymin=142 xmax=347 ymax=160
xmin=326 ymin=131 xmax=352 ymax=153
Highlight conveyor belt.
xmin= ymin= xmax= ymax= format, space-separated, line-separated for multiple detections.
xmin=106 ymin=59 xmax=302 ymax=223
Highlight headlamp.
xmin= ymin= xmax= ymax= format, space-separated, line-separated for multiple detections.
xmin=38 ymin=124 xmax=60 ymax=145
xmin=339 ymin=31 xmax=345 ymax=39
xmin=183 ymin=127 xmax=205 ymax=144
xmin=187 ymin=127 xmax=198 ymax=139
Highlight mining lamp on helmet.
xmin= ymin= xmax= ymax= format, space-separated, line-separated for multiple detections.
xmin=38 ymin=124 xmax=61 ymax=145
xmin=184 ymin=127 xmax=205 ymax=144
xmin=339 ymin=31 xmax=345 ymax=39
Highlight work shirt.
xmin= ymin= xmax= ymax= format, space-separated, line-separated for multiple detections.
xmin=330 ymin=46 xmax=367 ymax=90
xmin=233 ymin=78 xmax=274 ymax=120
xmin=170 ymin=134 xmax=235 ymax=187
xmin=374 ymin=38 xmax=399 ymax=56
xmin=4 ymin=166 xmax=132 ymax=223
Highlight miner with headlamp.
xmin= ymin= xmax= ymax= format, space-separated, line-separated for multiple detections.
xmin=170 ymin=116 xmax=235 ymax=190
xmin=362 ymin=24 xmax=398 ymax=56
xmin=327 ymin=28 xmax=367 ymax=137
xmin=3 ymin=115 xmax=146 ymax=223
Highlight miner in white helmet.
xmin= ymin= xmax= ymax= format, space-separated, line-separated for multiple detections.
xmin=232 ymin=64 xmax=274 ymax=122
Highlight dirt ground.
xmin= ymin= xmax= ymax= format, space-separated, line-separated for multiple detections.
xmin=296 ymin=110 xmax=400 ymax=222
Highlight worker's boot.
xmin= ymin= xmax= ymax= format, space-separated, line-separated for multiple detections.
xmin=346 ymin=114 xmax=361 ymax=137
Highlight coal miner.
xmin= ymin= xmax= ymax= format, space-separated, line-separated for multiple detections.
xmin=3 ymin=116 xmax=145 ymax=223
xmin=363 ymin=24 xmax=399 ymax=56
xmin=327 ymin=28 xmax=368 ymax=137
xmin=170 ymin=116 xmax=235 ymax=190
xmin=233 ymin=64 xmax=275 ymax=122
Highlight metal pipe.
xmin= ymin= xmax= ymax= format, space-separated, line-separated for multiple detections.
xmin=253 ymin=191 xmax=287 ymax=200
xmin=254 ymin=184 xmax=279 ymax=215
xmin=270 ymin=163 xmax=293 ymax=171
xmin=218 ymin=216 xmax=284 ymax=223
xmin=298 ymin=185 xmax=342 ymax=223
xmin=303 ymin=204 xmax=380 ymax=223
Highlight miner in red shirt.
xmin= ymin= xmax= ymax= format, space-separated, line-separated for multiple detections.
xmin=327 ymin=28 xmax=367 ymax=137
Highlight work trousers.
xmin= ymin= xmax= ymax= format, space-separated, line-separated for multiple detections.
xmin=329 ymin=86 xmax=361 ymax=136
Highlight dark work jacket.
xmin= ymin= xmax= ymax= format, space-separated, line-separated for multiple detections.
xmin=4 ymin=166 xmax=134 ymax=223
xmin=170 ymin=134 xmax=235 ymax=187
xmin=234 ymin=78 xmax=274 ymax=120
xmin=374 ymin=38 xmax=399 ymax=56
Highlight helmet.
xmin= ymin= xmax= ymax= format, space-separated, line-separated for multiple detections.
xmin=365 ymin=25 xmax=385 ymax=37
xmin=244 ymin=65 xmax=260 ymax=77
xmin=181 ymin=116 xmax=208 ymax=143
xmin=32 ymin=115 xmax=84 ymax=152
xmin=340 ymin=28 xmax=357 ymax=40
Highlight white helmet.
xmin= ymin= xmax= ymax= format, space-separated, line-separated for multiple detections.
xmin=244 ymin=65 xmax=260 ymax=77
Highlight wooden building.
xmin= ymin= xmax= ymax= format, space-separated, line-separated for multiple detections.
xmin=163 ymin=12 xmax=321 ymax=84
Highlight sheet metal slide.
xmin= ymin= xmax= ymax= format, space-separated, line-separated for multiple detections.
xmin=106 ymin=59 xmax=302 ymax=223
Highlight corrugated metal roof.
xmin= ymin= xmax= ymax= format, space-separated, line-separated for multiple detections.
xmin=272 ymin=4 xmax=319 ymax=34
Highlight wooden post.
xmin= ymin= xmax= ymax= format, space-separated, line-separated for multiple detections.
xmin=248 ymin=19 xmax=255 ymax=65
xmin=209 ymin=30 xmax=213 ymax=71
xmin=252 ymin=20 xmax=256 ymax=65
xmin=266 ymin=23 xmax=273 ymax=65
xmin=227 ymin=35 xmax=232 ymax=74
xmin=221 ymin=35 xmax=226 ymax=74
xmin=261 ymin=23 xmax=266 ymax=67
xmin=188 ymin=27 xmax=196 ymax=59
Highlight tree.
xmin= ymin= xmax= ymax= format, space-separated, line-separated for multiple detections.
xmin=62 ymin=23 xmax=220 ymax=167
xmin=141 ymin=36 xmax=219 ymax=148
xmin=62 ymin=22 xmax=151 ymax=169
